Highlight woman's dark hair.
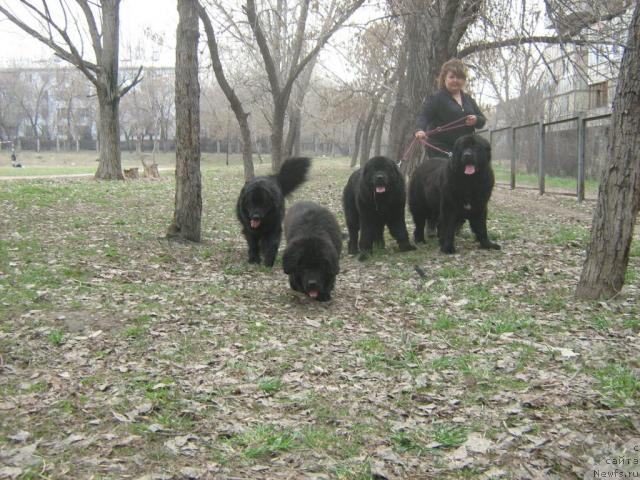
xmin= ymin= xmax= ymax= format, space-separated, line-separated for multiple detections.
xmin=437 ymin=58 xmax=467 ymax=89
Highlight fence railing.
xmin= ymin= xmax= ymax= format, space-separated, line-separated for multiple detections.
xmin=480 ymin=112 xmax=611 ymax=202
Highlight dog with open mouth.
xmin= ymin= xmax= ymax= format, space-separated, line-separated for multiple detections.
xmin=282 ymin=201 xmax=341 ymax=301
xmin=236 ymin=157 xmax=310 ymax=267
xmin=409 ymin=134 xmax=500 ymax=254
xmin=343 ymin=156 xmax=415 ymax=260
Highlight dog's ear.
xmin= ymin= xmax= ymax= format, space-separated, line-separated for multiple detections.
xmin=282 ymin=244 xmax=300 ymax=274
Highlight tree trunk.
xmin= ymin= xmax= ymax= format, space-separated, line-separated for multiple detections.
xmin=350 ymin=116 xmax=364 ymax=168
xmin=167 ymin=0 xmax=202 ymax=242
xmin=373 ymin=106 xmax=387 ymax=157
xmin=93 ymin=0 xmax=124 ymax=180
xmin=95 ymin=91 xmax=124 ymax=180
xmin=271 ymin=101 xmax=287 ymax=172
xmin=386 ymin=22 xmax=410 ymax=162
xmin=576 ymin=3 xmax=640 ymax=300
xmin=359 ymin=101 xmax=378 ymax=167
xmin=285 ymin=109 xmax=301 ymax=157
xmin=238 ymin=117 xmax=254 ymax=182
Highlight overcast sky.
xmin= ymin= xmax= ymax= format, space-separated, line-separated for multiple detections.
xmin=0 ymin=0 xmax=178 ymax=68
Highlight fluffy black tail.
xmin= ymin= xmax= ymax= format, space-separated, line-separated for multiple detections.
xmin=276 ymin=157 xmax=311 ymax=196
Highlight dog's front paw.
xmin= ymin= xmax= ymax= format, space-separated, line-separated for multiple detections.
xmin=440 ymin=245 xmax=456 ymax=254
xmin=358 ymin=252 xmax=370 ymax=262
xmin=480 ymin=241 xmax=501 ymax=250
xmin=399 ymin=243 xmax=417 ymax=252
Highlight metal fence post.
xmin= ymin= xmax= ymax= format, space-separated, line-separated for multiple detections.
xmin=538 ymin=119 xmax=545 ymax=195
xmin=577 ymin=113 xmax=586 ymax=202
xmin=510 ymin=127 xmax=516 ymax=190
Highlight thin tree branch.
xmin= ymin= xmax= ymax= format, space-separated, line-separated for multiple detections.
xmin=458 ymin=35 xmax=617 ymax=58
xmin=75 ymin=0 xmax=103 ymax=62
xmin=244 ymin=0 xmax=282 ymax=96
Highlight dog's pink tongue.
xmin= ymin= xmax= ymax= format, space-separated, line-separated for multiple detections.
xmin=375 ymin=186 xmax=386 ymax=193
xmin=250 ymin=219 xmax=261 ymax=229
xmin=464 ymin=165 xmax=476 ymax=175
xmin=308 ymin=290 xmax=319 ymax=299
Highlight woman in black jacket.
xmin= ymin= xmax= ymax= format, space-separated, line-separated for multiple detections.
xmin=415 ymin=59 xmax=486 ymax=152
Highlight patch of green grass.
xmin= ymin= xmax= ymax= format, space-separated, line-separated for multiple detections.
xmin=461 ymin=284 xmax=499 ymax=312
xmin=298 ymin=426 xmax=360 ymax=457
xmin=431 ymin=355 xmax=474 ymax=374
xmin=48 ymin=329 xmax=64 ymax=346
xmin=479 ymin=311 xmax=536 ymax=336
xmin=56 ymin=399 xmax=75 ymax=414
xmin=123 ymin=325 xmax=147 ymax=338
xmin=354 ymin=336 xmax=385 ymax=354
xmin=592 ymin=315 xmax=611 ymax=331
xmin=61 ymin=265 xmax=93 ymax=281
xmin=592 ymin=364 xmax=640 ymax=408
xmin=432 ymin=313 xmax=460 ymax=331
xmin=433 ymin=424 xmax=468 ymax=448
xmin=391 ymin=430 xmax=427 ymax=455
xmin=512 ymin=344 xmax=538 ymax=371
xmin=25 ymin=381 xmax=49 ymax=394
xmin=227 ymin=424 xmax=296 ymax=459
xmin=328 ymin=318 xmax=345 ymax=329
xmin=437 ymin=265 xmax=469 ymax=279
xmin=551 ymin=225 xmax=589 ymax=246
xmin=623 ymin=315 xmax=639 ymax=332
xmin=330 ymin=460 xmax=373 ymax=480
xmin=354 ymin=313 xmax=374 ymax=326
xmin=104 ymin=245 xmax=120 ymax=259
xmin=258 ymin=377 xmax=283 ymax=395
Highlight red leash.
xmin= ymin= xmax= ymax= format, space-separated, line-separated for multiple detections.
xmin=418 ymin=138 xmax=452 ymax=157
xmin=398 ymin=117 xmax=468 ymax=166
xmin=423 ymin=116 xmax=469 ymax=136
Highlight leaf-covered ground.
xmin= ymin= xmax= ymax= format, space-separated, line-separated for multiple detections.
xmin=1 ymin=157 xmax=638 ymax=479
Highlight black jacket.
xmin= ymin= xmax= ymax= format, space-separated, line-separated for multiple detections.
xmin=416 ymin=89 xmax=486 ymax=151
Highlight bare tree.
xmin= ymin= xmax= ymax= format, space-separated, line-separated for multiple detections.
xmin=0 ymin=0 xmax=143 ymax=180
xmin=168 ymin=0 xmax=202 ymax=242
xmin=52 ymin=68 xmax=90 ymax=151
xmin=16 ymin=70 xmax=51 ymax=151
xmin=0 ymin=71 xmax=25 ymax=140
xmin=576 ymin=1 xmax=640 ymax=300
xmin=244 ymin=0 xmax=365 ymax=172
xmin=198 ymin=1 xmax=255 ymax=181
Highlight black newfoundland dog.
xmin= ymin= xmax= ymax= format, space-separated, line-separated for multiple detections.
xmin=282 ymin=201 xmax=341 ymax=301
xmin=343 ymin=156 xmax=415 ymax=259
xmin=409 ymin=134 xmax=501 ymax=254
xmin=236 ymin=157 xmax=310 ymax=267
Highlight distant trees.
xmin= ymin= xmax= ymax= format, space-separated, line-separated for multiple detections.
xmin=120 ymin=69 xmax=175 ymax=153
xmin=0 ymin=0 xmax=143 ymax=180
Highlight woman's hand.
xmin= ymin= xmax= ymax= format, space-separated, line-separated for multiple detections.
xmin=465 ymin=115 xmax=477 ymax=126
xmin=415 ymin=130 xmax=426 ymax=139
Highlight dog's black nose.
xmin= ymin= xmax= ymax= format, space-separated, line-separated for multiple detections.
xmin=375 ymin=174 xmax=385 ymax=183
xmin=307 ymin=279 xmax=318 ymax=289
xmin=462 ymin=149 xmax=474 ymax=160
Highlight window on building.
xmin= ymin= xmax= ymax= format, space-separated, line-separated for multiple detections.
xmin=589 ymin=81 xmax=609 ymax=109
